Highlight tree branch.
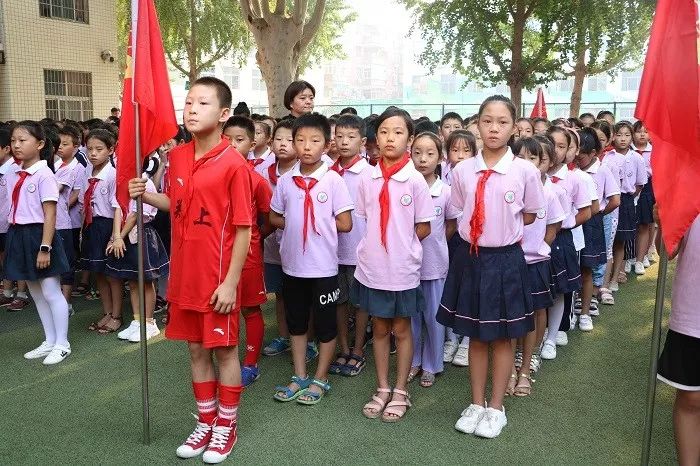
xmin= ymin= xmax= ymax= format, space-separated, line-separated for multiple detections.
xmin=293 ymin=0 xmax=309 ymax=25
xmin=199 ymin=43 xmax=234 ymax=71
xmin=259 ymin=0 xmax=271 ymax=20
xmin=239 ymin=0 xmax=267 ymax=27
xmin=166 ymin=49 xmax=189 ymax=77
xmin=274 ymin=0 xmax=285 ymax=15
xmin=299 ymin=0 xmax=325 ymax=48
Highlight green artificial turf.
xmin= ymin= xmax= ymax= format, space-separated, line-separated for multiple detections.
xmin=0 ymin=262 xmax=678 ymax=465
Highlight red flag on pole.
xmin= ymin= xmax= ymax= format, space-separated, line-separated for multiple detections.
xmin=530 ymin=88 xmax=548 ymax=119
xmin=116 ymin=0 xmax=177 ymax=217
xmin=635 ymin=0 xmax=700 ymax=252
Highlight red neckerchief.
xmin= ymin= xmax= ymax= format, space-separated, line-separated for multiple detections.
xmin=378 ymin=153 xmax=411 ymax=250
xmin=292 ymin=176 xmax=319 ymax=251
xmin=249 ymin=158 xmax=265 ymax=168
xmin=10 ymin=171 xmax=29 ymax=224
xmin=267 ymin=163 xmax=278 ymax=186
xmin=469 ymin=169 xmax=494 ymax=255
xmin=331 ymin=154 xmax=362 ymax=177
xmin=82 ymin=178 xmax=99 ymax=226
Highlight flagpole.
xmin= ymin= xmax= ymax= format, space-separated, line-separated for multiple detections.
xmin=640 ymin=242 xmax=668 ymax=465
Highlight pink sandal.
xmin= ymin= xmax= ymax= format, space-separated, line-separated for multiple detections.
xmin=381 ymin=388 xmax=412 ymax=423
xmin=362 ymin=388 xmax=391 ymax=419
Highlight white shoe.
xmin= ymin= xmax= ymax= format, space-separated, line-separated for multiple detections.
xmin=624 ymin=260 xmax=633 ymax=273
xmin=589 ymin=298 xmax=600 ymax=316
xmin=455 ymin=403 xmax=486 ymax=434
xmin=43 ymin=344 xmax=71 ymax=365
xmin=474 ymin=406 xmax=507 ymax=438
xmin=443 ymin=340 xmax=458 ymax=363
xmin=24 ymin=341 xmax=54 ymax=359
xmin=118 ymin=320 xmax=140 ymax=340
xmin=176 ymin=418 xmax=213 ymax=459
xmin=643 ymin=256 xmax=651 ymax=268
xmin=579 ymin=315 xmax=594 ymax=332
xmin=452 ymin=345 xmax=469 ymax=367
xmin=634 ymin=262 xmax=646 ymax=275
xmin=128 ymin=321 xmax=160 ymax=343
xmin=556 ymin=331 xmax=568 ymax=346
xmin=540 ymin=340 xmax=557 ymax=360
xmin=609 ymin=281 xmax=619 ymax=292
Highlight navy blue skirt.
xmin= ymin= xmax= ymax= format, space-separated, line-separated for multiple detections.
xmin=637 ymin=180 xmax=655 ymax=225
xmin=4 ymin=223 xmax=70 ymax=281
xmin=580 ymin=213 xmax=607 ymax=268
xmin=57 ymin=229 xmax=76 ymax=285
xmin=80 ymin=216 xmax=112 ymax=273
xmin=549 ymin=229 xmax=582 ymax=295
xmin=615 ymin=193 xmax=638 ymax=242
xmin=105 ymin=224 xmax=170 ymax=281
xmin=351 ymin=281 xmax=424 ymax=319
xmin=437 ymin=240 xmax=534 ymax=342
xmin=528 ymin=260 xmax=554 ymax=310
xmin=447 ymin=233 xmax=466 ymax=264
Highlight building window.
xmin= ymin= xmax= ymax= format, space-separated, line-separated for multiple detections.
xmin=222 ymin=66 xmax=240 ymax=90
xmin=588 ymin=74 xmax=607 ymax=92
xmin=39 ymin=0 xmax=89 ymax=24
xmin=44 ymin=69 xmax=93 ymax=120
xmin=252 ymin=69 xmax=265 ymax=91
xmin=440 ymin=75 xmax=457 ymax=94
xmin=621 ymin=71 xmax=641 ymax=92
xmin=557 ymin=79 xmax=574 ymax=93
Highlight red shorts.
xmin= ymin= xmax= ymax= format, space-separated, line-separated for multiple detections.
xmin=165 ymin=304 xmax=240 ymax=348
xmin=240 ymin=266 xmax=267 ymax=307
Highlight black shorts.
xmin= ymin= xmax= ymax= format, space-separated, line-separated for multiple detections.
xmin=658 ymin=329 xmax=700 ymax=391
xmin=282 ymin=273 xmax=339 ymax=343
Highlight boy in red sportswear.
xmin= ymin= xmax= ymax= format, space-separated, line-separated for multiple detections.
xmin=129 ymin=77 xmax=252 ymax=464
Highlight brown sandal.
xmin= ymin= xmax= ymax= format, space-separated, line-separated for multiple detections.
xmin=97 ymin=314 xmax=123 ymax=334
xmin=514 ymin=373 xmax=533 ymax=397
xmin=505 ymin=372 xmax=517 ymax=396
xmin=88 ymin=313 xmax=111 ymax=331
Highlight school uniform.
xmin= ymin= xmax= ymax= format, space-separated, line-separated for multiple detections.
xmin=0 ymin=158 xmax=15 ymax=254
xmin=240 ymin=168 xmax=272 ymax=308
xmin=332 ymin=155 xmax=371 ymax=305
xmin=271 ymin=162 xmax=354 ymax=343
xmin=612 ymin=150 xmax=647 ymax=242
xmin=658 ymin=215 xmax=700 ymax=390
xmin=105 ymin=179 xmax=169 ymax=281
xmin=632 ymin=144 xmax=654 ymax=225
xmin=582 ymin=160 xmax=620 ymax=270
xmin=164 ymin=139 xmax=253 ymax=349
xmin=437 ymin=149 xmax=545 ymax=341
xmin=55 ymin=158 xmax=81 ymax=285
xmin=411 ymin=178 xmax=461 ymax=374
xmin=586 ymin=160 xmax=621 ymax=287
xmin=522 ymin=179 xmax=566 ymax=310
xmin=3 ymin=160 xmax=70 ymax=281
xmin=570 ymin=168 xmax=597 ymax=253
xmin=78 ymin=163 xmax=116 ymax=273
xmin=351 ymin=156 xmax=434 ymax=319
xmin=247 ymin=147 xmax=274 ymax=175
xmin=262 ymin=162 xmax=285 ymax=294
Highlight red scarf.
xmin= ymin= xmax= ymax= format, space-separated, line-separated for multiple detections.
xmin=567 ymin=162 xmax=577 ymax=170
xmin=293 ymin=176 xmax=319 ymax=251
xmin=83 ymin=178 xmax=99 ymax=226
xmin=551 ymin=176 xmax=562 ymax=183
xmin=379 ymin=153 xmax=411 ymax=250
xmin=267 ymin=163 xmax=278 ymax=186
xmin=10 ymin=171 xmax=29 ymax=224
xmin=249 ymin=158 xmax=265 ymax=168
xmin=469 ymin=169 xmax=493 ymax=255
xmin=331 ymin=154 xmax=362 ymax=177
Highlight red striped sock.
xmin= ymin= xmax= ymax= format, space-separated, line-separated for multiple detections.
xmin=216 ymin=384 xmax=242 ymax=427
xmin=192 ymin=380 xmax=217 ymax=425
xmin=243 ymin=309 xmax=264 ymax=366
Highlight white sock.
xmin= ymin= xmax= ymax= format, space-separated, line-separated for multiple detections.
xmin=446 ymin=328 xmax=459 ymax=344
xmin=547 ymin=295 xmax=565 ymax=343
xmin=40 ymin=277 xmax=70 ymax=347
xmin=26 ymin=281 xmax=56 ymax=345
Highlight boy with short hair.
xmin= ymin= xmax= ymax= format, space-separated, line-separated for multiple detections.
xmin=129 ymin=77 xmax=252 ymax=464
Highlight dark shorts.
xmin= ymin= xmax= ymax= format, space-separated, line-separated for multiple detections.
xmin=282 ymin=273 xmax=339 ymax=343
xmin=352 ymin=281 xmax=424 ymax=319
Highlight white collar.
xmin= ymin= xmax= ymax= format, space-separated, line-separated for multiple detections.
xmin=248 ymin=147 xmax=270 ymax=160
xmin=631 ymin=143 xmax=652 ymax=153
xmin=57 ymin=157 xmax=79 ymax=172
xmin=474 ymin=148 xmax=515 ymax=174
xmin=585 ymin=159 xmax=600 ymax=174
xmin=339 ymin=156 xmax=369 ymax=174
xmin=550 ymin=164 xmax=568 ymax=180
xmin=370 ymin=158 xmax=415 ymax=182
xmin=429 ymin=177 xmax=444 ymax=197
xmin=0 ymin=158 xmax=14 ymax=176
xmin=91 ymin=162 xmax=114 ymax=181
xmin=292 ymin=161 xmax=329 ymax=181
xmin=16 ymin=160 xmax=47 ymax=175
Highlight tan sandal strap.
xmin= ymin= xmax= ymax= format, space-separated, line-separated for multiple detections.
xmin=393 ymin=388 xmax=409 ymax=397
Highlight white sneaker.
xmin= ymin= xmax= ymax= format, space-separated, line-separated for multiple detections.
xmin=176 ymin=418 xmax=213 ymax=459
xmin=128 ymin=321 xmax=160 ymax=343
xmin=455 ymin=403 xmax=486 ymax=434
xmin=43 ymin=344 xmax=71 ymax=365
xmin=634 ymin=262 xmax=646 ymax=275
xmin=118 ymin=320 xmax=140 ymax=340
xmin=474 ymin=406 xmax=508 ymax=438
xmin=452 ymin=345 xmax=469 ymax=367
xmin=556 ymin=331 xmax=568 ymax=346
xmin=643 ymin=256 xmax=651 ymax=268
xmin=579 ymin=315 xmax=594 ymax=332
xmin=24 ymin=341 xmax=54 ymax=360
xmin=624 ymin=260 xmax=633 ymax=273
xmin=443 ymin=340 xmax=458 ymax=363
xmin=540 ymin=340 xmax=557 ymax=360
xmin=609 ymin=281 xmax=619 ymax=292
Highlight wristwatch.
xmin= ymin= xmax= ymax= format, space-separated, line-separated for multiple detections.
xmin=39 ymin=244 xmax=52 ymax=253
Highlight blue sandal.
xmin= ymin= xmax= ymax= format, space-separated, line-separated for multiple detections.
xmin=273 ymin=375 xmax=311 ymax=402
xmin=296 ymin=379 xmax=331 ymax=405
xmin=329 ymin=352 xmax=352 ymax=375
xmin=340 ymin=354 xmax=366 ymax=377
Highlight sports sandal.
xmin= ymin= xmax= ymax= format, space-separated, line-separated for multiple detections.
xmin=363 ymin=388 xmax=391 ymax=419
xmin=599 ymin=288 xmax=615 ymax=305
xmin=339 ymin=354 xmax=366 ymax=377
xmin=329 ymin=353 xmax=351 ymax=375
xmin=381 ymin=388 xmax=412 ymax=423
xmin=273 ymin=375 xmax=311 ymax=402
xmin=97 ymin=314 xmax=122 ymax=334
xmin=407 ymin=366 xmax=421 ymax=383
xmin=420 ymin=371 xmax=436 ymax=388
xmin=296 ymin=379 xmax=331 ymax=405
xmin=514 ymin=373 xmax=533 ymax=397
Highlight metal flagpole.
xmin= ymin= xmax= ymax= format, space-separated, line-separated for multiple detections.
xmin=640 ymin=241 xmax=668 ymax=465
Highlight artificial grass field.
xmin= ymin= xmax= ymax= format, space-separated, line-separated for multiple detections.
xmin=0 ymin=262 xmax=679 ymax=465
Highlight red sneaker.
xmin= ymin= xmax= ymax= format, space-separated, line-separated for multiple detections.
xmin=175 ymin=418 xmax=213 ymax=459
xmin=202 ymin=420 xmax=237 ymax=464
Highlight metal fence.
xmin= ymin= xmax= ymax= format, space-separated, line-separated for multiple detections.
xmin=247 ymin=101 xmax=638 ymax=121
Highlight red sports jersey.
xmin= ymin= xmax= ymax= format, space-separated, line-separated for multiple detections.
xmin=166 ymin=139 xmax=253 ymax=313
xmin=244 ymin=168 xmax=272 ymax=270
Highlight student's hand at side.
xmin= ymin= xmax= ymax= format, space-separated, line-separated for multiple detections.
xmin=36 ymin=251 xmax=50 ymax=270
xmin=107 ymin=238 xmax=126 ymax=258
xmin=210 ymin=282 xmax=237 ymax=314
xmin=129 ymin=178 xmax=147 ymax=199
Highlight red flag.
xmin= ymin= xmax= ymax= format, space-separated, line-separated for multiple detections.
xmin=116 ymin=0 xmax=177 ymax=218
xmin=635 ymin=0 xmax=700 ymax=252
xmin=530 ymin=88 xmax=548 ymax=119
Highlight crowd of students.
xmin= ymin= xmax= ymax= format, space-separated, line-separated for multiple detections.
xmin=1 ymin=76 xmax=697 ymax=464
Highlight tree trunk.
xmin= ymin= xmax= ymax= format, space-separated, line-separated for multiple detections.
xmin=569 ymin=40 xmax=587 ymax=117
xmin=510 ymin=1 xmax=526 ymax=117
xmin=509 ymin=81 xmax=523 ymax=117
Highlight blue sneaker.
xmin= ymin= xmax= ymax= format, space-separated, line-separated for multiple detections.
xmin=306 ymin=342 xmax=319 ymax=362
xmin=241 ymin=365 xmax=260 ymax=387
xmin=263 ymin=337 xmax=290 ymax=356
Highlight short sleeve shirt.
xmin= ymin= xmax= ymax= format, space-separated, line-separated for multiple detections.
xmin=0 ymin=158 xmax=17 ymax=233
xmin=420 ymin=178 xmax=461 ymax=280
xmin=337 ymin=157 xmax=371 ymax=266
xmin=245 ymin=168 xmax=272 ymax=270
xmin=5 ymin=160 xmax=59 ymax=225
xmin=55 ymin=158 xmax=81 ymax=230
xmin=522 ymin=179 xmax=566 ymax=264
